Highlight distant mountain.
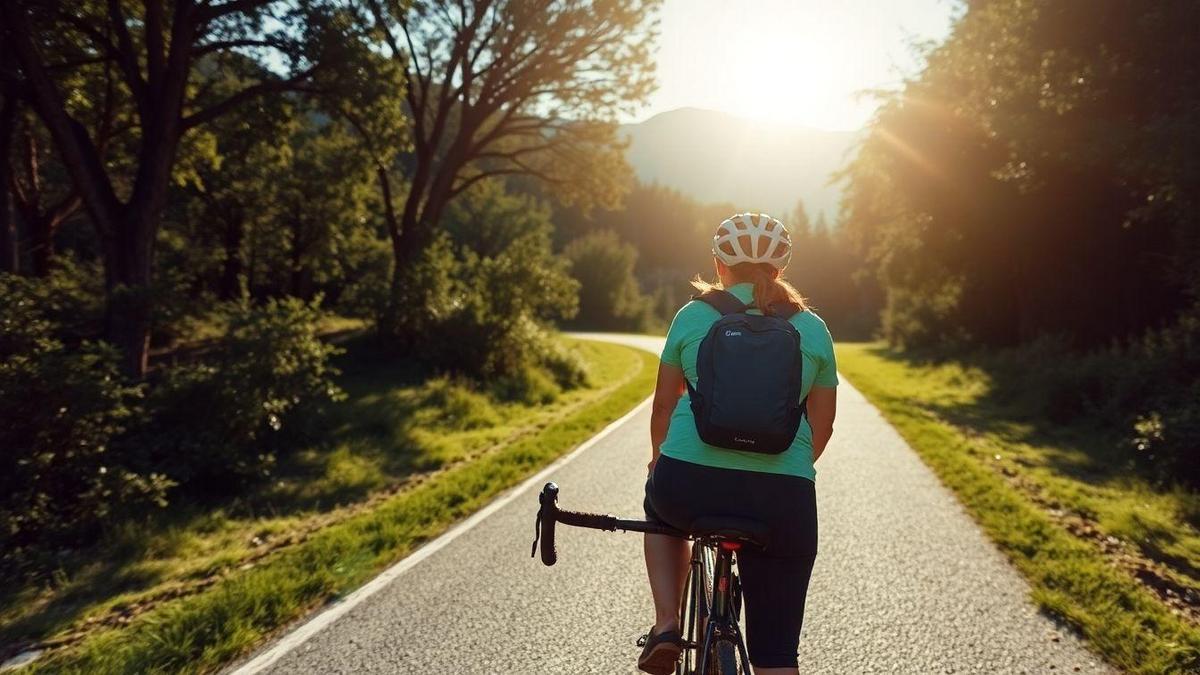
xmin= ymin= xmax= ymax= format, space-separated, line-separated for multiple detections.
xmin=620 ymin=108 xmax=861 ymax=222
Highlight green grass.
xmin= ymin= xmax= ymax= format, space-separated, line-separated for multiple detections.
xmin=837 ymin=343 xmax=1200 ymax=674
xmin=154 ymin=313 xmax=367 ymax=356
xmin=4 ymin=337 xmax=656 ymax=674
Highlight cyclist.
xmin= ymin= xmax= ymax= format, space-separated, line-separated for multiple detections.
xmin=637 ymin=213 xmax=838 ymax=675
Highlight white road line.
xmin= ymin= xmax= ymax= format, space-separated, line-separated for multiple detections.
xmin=228 ymin=394 xmax=653 ymax=675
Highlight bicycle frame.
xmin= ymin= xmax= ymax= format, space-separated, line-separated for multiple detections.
xmin=533 ymin=482 xmax=754 ymax=674
xmin=693 ymin=540 xmax=752 ymax=674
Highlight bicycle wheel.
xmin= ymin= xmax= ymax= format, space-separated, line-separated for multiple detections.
xmin=705 ymin=638 xmax=741 ymax=675
xmin=679 ymin=543 xmax=715 ymax=674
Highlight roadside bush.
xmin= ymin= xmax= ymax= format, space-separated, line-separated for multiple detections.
xmin=1127 ymin=312 xmax=1200 ymax=487
xmin=427 ymin=245 xmax=579 ymax=364
xmin=139 ymin=298 xmax=345 ymax=492
xmin=334 ymin=232 xmax=392 ymax=320
xmin=418 ymin=378 xmax=501 ymax=430
xmin=971 ymin=309 xmax=1200 ymax=488
xmin=562 ymin=230 xmax=654 ymax=332
xmin=388 ymin=182 xmax=586 ymax=396
xmin=880 ymin=275 xmax=967 ymax=350
xmin=483 ymin=318 xmax=588 ymax=404
xmin=0 ymin=274 xmax=169 ymax=572
xmin=4 ymin=260 xmax=106 ymax=343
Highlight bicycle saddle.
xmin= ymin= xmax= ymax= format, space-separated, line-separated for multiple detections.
xmin=689 ymin=516 xmax=770 ymax=549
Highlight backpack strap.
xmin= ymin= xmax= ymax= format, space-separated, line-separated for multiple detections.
xmin=693 ymin=289 xmax=747 ymax=315
xmin=695 ymin=290 xmax=801 ymax=319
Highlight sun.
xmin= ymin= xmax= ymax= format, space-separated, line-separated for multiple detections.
xmin=645 ymin=0 xmax=940 ymax=132
xmin=718 ymin=25 xmax=866 ymax=130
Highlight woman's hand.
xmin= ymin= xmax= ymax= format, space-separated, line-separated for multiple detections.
xmin=807 ymin=384 xmax=837 ymax=461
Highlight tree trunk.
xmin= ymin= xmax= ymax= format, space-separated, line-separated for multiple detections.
xmin=17 ymin=128 xmax=81 ymax=278
xmin=105 ymin=205 xmax=156 ymax=378
xmin=28 ymin=214 xmax=53 ymax=277
xmin=0 ymin=188 xmax=14 ymax=275
xmin=376 ymin=164 xmax=406 ymax=336
xmin=382 ymin=138 xmax=469 ymax=339
xmin=0 ymin=88 xmax=16 ymax=275
xmin=382 ymin=204 xmax=433 ymax=339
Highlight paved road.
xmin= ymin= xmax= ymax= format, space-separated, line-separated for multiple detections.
xmin=234 ymin=333 xmax=1112 ymax=674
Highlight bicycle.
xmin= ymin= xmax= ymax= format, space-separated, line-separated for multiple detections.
xmin=532 ymin=481 xmax=769 ymax=674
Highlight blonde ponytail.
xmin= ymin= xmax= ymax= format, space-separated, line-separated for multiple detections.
xmin=691 ymin=262 xmax=808 ymax=315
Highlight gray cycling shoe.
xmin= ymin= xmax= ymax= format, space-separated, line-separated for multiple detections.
xmin=636 ymin=626 xmax=683 ymax=675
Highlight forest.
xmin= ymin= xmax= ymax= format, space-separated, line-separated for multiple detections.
xmin=1 ymin=0 xmax=662 ymax=576
xmin=1 ymin=1 xmax=1197 ymax=661
xmin=838 ymin=0 xmax=1200 ymax=488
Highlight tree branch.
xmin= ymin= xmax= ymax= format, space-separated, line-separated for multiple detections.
xmin=195 ymin=0 xmax=274 ymax=24
xmin=448 ymin=164 xmax=561 ymax=202
xmin=145 ymin=0 xmax=166 ymax=91
xmin=105 ymin=0 xmax=149 ymax=112
xmin=180 ymin=66 xmax=317 ymax=132
xmin=370 ymin=0 xmax=428 ymax=152
xmin=475 ymin=134 xmax=575 ymax=162
xmin=3 ymin=4 xmax=120 ymax=238
xmin=194 ymin=37 xmax=288 ymax=57
xmin=47 ymin=193 xmax=83 ymax=226
xmin=54 ymin=11 xmax=122 ymax=65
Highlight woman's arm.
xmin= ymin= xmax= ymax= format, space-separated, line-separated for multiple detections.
xmin=806 ymin=384 xmax=837 ymax=462
xmin=649 ymin=362 xmax=687 ymax=473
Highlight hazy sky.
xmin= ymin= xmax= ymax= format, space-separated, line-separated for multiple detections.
xmin=637 ymin=0 xmax=960 ymax=130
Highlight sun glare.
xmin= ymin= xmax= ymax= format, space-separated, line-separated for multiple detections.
xmin=719 ymin=28 xmax=862 ymax=128
xmin=648 ymin=0 xmax=953 ymax=131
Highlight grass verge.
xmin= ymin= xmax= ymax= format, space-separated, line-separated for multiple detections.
xmin=837 ymin=343 xmax=1200 ymax=674
xmin=10 ymin=338 xmax=656 ymax=674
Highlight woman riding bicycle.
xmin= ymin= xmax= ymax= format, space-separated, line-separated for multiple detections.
xmin=638 ymin=213 xmax=838 ymax=675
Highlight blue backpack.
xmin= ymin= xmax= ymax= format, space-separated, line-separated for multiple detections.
xmin=685 ymin=290 xmax=806 ymax=455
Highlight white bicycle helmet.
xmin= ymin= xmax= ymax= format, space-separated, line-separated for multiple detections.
xmin=712 ymin=213 xmax=792 ymax=270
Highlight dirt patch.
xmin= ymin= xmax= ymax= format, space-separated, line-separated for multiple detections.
xmin=989 ymin=459 xmax=1200 ymax=626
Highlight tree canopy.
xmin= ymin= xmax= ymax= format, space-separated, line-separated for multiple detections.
xmin=839 ymin=0 xmax=1200 ymax=348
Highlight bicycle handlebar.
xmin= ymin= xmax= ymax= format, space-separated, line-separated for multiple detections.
xmin=535 ymin=482 xmax=560 ymax=565
xmin=532 ymin=482 xmax=684 ymax=566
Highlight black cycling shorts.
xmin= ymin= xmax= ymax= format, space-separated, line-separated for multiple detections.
xmin=644 ymin=454 xmax=818 ymax=669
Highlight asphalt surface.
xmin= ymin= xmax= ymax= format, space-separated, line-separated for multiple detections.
xmin=235 ymin=333 xmax=1113 ymax=674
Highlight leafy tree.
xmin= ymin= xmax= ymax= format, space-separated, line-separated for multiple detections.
xmin=557 ymin=181 xmax=713 ymax=278
xmin=138 ymin=297 xmax=345 ymax=491
xmin=840 ymin=0 xmax=1200 ymax=348
xmin=1 ymin=30 xmax=119 ymax=277
xmin=563 ymin=229 xmax=651 ymax=331
xmin=3 ymin=0 xmax=374 ymax=376
xmin=230 ymin=113 xmax=378 ymax=302
xmin=398 ymin=180 xmax=581 ymax=389
xmin=6 ymin=110 xmax=86 ymax=277
xmin=308 ymin=42 xmax=408 ymax=302
xmin=0 ymin=273 xmax=169 ymax=568
xmin=178 ymin=61 xmax=296 ymax=300
xmin=553 ymin=181 xmax=727 ymax=324
xmin=778 ymin=203 xmax=879 ymax=339
xmin=787 ymin=199 xmax=812 ymax=240
xmin=364 ymin=0 xmax=660 ymax=336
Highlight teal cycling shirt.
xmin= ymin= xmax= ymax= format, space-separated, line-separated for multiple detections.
xmin=658 ymin=283 xmax=838 ymax=482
